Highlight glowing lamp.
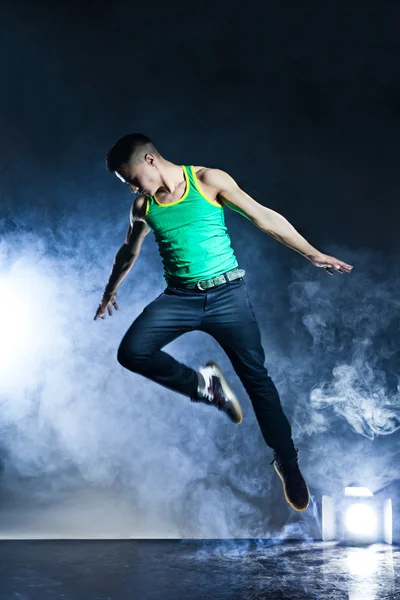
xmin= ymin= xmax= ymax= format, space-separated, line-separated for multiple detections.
xmin=322 ymin=486 xmax=392 ymax=545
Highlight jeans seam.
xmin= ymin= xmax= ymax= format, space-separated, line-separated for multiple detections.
xmin=244 ymin=287 xmax=256 ymax=318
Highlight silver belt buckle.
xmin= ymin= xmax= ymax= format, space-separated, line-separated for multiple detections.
xmin=196 ymin=281 xmax=205 ymax=290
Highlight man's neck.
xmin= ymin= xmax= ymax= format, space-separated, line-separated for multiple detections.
xmin=157 ymin=161 xmax=185 ymax=195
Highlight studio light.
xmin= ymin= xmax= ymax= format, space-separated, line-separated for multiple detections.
xmin=322 ymin=486 xmax=392 ymax=545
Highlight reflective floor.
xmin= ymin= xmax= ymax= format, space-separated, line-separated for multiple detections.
xmin=0 ymin=539 xmax=398 ymax=599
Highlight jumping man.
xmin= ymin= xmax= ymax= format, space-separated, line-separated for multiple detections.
xmin=94 ymin=133 xmax=353 ymax=511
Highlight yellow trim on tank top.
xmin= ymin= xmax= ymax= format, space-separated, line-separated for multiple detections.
xmin=153 ymin=165 xmax=190 ymax=207
xmin=190 ymin=165 xmax=223 ymax=209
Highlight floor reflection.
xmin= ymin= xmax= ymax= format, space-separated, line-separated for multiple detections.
xmin=0 ymin=539 xmax=397 ymax=599
xmin=345 ymin=545 xmax=395 ymax=600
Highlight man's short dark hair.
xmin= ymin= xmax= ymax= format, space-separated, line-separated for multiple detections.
xmin=105 ymin=133 xmax=160 ymax=172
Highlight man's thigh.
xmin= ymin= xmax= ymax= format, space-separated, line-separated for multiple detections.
xmin=200 ymin=279 xmax=264 ymax=364
xmin=119 ymin=289 xmax=204 ymax=357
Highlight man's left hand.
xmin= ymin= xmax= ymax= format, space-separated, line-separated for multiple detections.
xmin=308 ymin=253 xmax=354 ymax=275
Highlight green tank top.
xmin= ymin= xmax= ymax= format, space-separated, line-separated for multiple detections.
xmin=145 ymin=165 xmax=238 ymax=285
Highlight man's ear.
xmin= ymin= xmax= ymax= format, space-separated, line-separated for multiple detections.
xmin=144 ymin=153 xmax=156 ymax=166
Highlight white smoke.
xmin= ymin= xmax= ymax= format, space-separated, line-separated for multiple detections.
xmin=287 ymin=249 xmax=400 ymax=441
xmin=0 ymin=223 xmax=276 ymax=538
xmin=1 ymin=225 xmax=399 ymax=538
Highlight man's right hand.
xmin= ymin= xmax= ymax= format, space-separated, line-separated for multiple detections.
xmin=94 ymin=292 xmax=119 ymax=320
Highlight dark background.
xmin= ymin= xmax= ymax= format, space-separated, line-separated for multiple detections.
xmin=0 ymin=0 xmax=399 ymax=540
xmin=2 ymin=0 xmax=400 ymax=250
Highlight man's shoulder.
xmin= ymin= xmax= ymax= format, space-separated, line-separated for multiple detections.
xmin=131 ymin=195 xmax=148 ymax=223
xmin=190 ymin=167 xmax=228 ymax=208
xmin=192 ymin=166 xmax=230 ymax=188
xmin=192 ymin=166 xmax=225 ymax=183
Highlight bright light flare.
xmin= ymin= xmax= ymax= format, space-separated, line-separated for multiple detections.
xmin=0 ymin=272 xmax=36 ymax=364
xmin=345 ymin=503 xmax=378 ymax=537
xmin=0 ymin=257 xmax=65 ymax=400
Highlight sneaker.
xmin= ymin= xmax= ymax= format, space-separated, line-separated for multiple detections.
xmin=191 ymin=361 xmax=243 ymax=424
xmin=272 ymin=449 xmax=310 ymax=511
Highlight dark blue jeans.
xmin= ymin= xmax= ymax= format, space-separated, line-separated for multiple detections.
xmin=117 ymin=277 xmax=296 ymax=460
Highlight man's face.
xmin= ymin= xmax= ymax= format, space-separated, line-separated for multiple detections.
xmin=116 ymin=154 xmax=158 ymax=197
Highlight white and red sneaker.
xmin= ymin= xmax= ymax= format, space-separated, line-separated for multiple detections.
xmin=191 ymin=361 xmax=243 ymax=424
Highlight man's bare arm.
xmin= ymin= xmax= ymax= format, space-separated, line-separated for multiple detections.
xmin=94 ymin=197 xmax=150 ymax=320
xmin=201 ymin=169 xmax=353 ymax=276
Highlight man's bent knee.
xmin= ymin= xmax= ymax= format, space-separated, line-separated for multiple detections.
xmin=117 ymin=343 xmax=150 ymax=372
